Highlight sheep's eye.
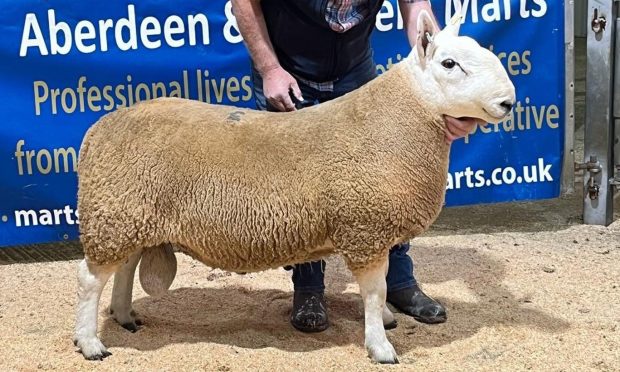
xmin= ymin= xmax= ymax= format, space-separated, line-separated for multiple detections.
xmin=441 ymin=59 xmax=456 ymax=69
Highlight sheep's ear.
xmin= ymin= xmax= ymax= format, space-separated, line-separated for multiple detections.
xmin=416 ymin=10 xmax=437 ymax=68
xmin=444 ymin=3 xmax=463 ymax=36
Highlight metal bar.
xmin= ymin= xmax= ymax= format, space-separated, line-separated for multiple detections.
xmin=613 ymin=19 xmax=620 ymax=188
xmin=614 ymin=116 xmax=620 ymax=184
xmin=563 ymin=0 xmax=576 ymax=195
xmin=583 ymin=0 xmax=616 ymax=225
xmin=576 ymin=0 xmax=589 ymax=37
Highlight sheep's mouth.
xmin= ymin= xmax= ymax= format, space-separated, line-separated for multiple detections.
xmin=483 ymin=107 xmax=508 ymax=120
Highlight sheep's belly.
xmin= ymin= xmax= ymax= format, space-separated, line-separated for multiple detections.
xmin=175 ymin=239 xmax=336 ymax=274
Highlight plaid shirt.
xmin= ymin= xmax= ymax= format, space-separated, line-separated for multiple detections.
xmin=325 ymin=0 xmax=371 ymax=33
xmin=325 ymin=0 xmax=426 ymax=33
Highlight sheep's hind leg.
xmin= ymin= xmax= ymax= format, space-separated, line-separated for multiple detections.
xmin=353 ymin=258 xmax=399 ymax=364
xmin=380 ymin=259 xmax=397 ymax=330
xmin=382 ymin=299 xmax=397 ymax=330
xmin=110 ymin=249 xmax=142 ymax=332
xmin=74 ymin=259 xmax=116 ymax=360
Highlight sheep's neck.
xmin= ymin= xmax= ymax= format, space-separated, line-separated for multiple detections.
xmin=342 ymin=60 xmax=450 ymax=240
xmin=352 ymin=58 xmax=446 ymax=142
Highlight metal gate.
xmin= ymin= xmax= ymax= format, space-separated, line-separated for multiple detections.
xmin=581 ymin=0 xmax=620 ymax=225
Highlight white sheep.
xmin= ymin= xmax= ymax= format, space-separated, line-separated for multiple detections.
xmin=73 ymin=11 xmax=515 ymax=364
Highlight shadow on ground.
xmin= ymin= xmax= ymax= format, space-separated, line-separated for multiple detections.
xmin=428 ymin=195 xmax=583 ymax=236
xmin=99 ymin=244 xmax=570 ymax=355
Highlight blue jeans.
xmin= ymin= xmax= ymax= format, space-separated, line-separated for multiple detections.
xmin=285 ymin=242 xmax=416 ymax=293
xmin=251 ymin=57 xmax=417 ymax=293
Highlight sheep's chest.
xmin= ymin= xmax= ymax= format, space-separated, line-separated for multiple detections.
xmin=403 ymin=147 xmax=450 ymax=231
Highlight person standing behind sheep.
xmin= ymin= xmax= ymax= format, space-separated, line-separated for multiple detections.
xmin=231 ymin=0 xmax=481 ymax=333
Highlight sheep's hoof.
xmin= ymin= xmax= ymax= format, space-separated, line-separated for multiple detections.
xmin=382 ymin=305 xmax=397 ymax=330
xmin=378 ymin=357 xmax=399 ymax=365
xmin=85 ymin=350 xmax=112 ymax=361
xmin=367 ymin=341 xmax=399 ymax=364
xmin=76 ymin=337 xmax=111 ymax=361
xmin=110 ymin=308 xmax=143 ymax=331
xmin=383 ymin=319 xmax=398 ymax=330
xmin=121 ymin=322 xmax=140 ymax=333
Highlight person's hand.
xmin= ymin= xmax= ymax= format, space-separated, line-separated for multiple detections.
xmin=262 ymin=66 xmax=304 ymax=112
xmin=443 ymin=115 xmax=485 ymax=144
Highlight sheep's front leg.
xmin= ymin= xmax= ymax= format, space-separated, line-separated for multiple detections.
xmin=354 ymin=258 xmax=399 ymax=364
xmin=74 ymin=259 xmax=115 ymax=360
xmin=110 ymin=250 xmax=142 ymax=332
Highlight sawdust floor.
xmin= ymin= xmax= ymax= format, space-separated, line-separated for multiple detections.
xmin=1 ymin=192 xmax=619 ymax=371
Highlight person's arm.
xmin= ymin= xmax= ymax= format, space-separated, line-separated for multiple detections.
xmin=398 ymin=0 xmax=483 ymax=143
xmin=232 ymin=0 xmax=303 ymax=111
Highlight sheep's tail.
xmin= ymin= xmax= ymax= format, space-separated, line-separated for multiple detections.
xmin=139 ymin=244 xmax=177 ymax=297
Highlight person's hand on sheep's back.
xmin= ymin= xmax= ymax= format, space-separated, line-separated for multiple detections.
xmin=262 ymin=66 xmax=304 ymax=112
xmin=443 ymin=116 xmax=485 ymax=144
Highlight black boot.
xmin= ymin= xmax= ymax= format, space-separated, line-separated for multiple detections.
xmin=387 ymin=284 xmax=447 ymax=324
xmin=290 ymin=291 xmax=329 ymax=333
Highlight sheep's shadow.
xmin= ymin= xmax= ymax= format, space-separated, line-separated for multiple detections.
xmin=101 ymin=286 xmax=365 ymax=352
xmin=100 ymin=244 xmax=570 ymax=354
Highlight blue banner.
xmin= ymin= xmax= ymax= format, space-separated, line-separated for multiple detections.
xmin=0 ymin=0 xmax=564 ymax=247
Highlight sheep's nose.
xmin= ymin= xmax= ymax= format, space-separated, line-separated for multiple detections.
xmin=500 ymin=100 xmax=514 ymax=111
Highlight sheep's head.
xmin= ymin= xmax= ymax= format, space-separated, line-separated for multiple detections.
xmin=409 ymin=10 xmax=516 ymax=124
